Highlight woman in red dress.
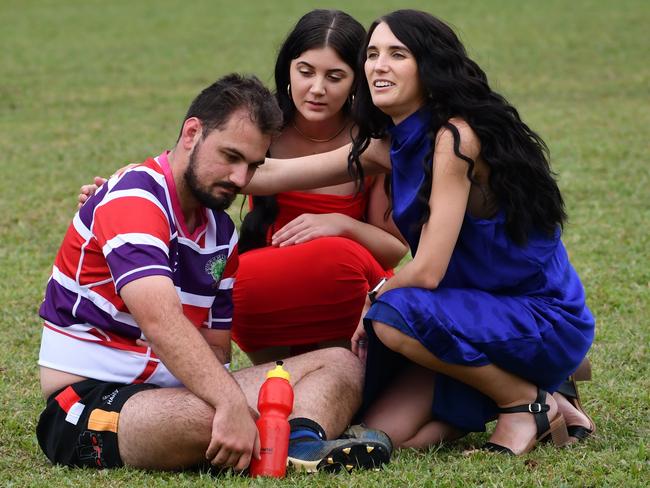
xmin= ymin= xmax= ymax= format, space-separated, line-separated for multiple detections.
xmin=232 ymin=10 xmax=407 ymax=364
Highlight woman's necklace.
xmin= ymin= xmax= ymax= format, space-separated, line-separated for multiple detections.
xmin=292 ymin=120 xmax=348 ymax=143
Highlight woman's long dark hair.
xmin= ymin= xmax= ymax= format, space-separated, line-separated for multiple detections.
xmin=349 ymin=10 xmax=566 ymax=245
xmin=238 ymin=10 xmax=366 ymax=253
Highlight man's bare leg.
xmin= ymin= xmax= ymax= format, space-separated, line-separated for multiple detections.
xmin=118 ymin=347 xmax=363 ymax=469
xmin=117 ymin=387 xmax=214 ymax=469
xmin=235 ymin=347 xmax=363 ymax=438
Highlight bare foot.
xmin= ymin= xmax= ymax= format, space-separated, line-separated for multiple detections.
xmin=487 ymin=391 xmax=559 ymax=455
xmin=553 ymin=392 xmax=592 ymax=433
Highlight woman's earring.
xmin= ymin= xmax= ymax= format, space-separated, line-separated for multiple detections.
xmin=287 ymin=84 xmax=291 ymax=97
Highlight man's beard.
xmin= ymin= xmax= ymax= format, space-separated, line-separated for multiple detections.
xmin=184 ymin=144 xmax=240 ymax=211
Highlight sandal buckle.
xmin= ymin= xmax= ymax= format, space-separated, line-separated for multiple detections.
xmin=528 ymin=403 xmax=543 ymax=413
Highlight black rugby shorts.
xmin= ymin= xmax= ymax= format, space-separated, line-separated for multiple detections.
xmin=36 ymin=379 xmax=158 ymax=468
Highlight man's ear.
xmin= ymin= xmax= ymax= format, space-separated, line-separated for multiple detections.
xmin=180 ymin=117 xmax=202 ymax=151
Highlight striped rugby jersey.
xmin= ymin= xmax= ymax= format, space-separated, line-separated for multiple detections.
xmin=38 ymin=152 xmax=238 ymax=386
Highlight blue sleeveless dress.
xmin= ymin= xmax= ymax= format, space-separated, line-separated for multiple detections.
xmin=361 ymin=109 xmax=595 ymax=432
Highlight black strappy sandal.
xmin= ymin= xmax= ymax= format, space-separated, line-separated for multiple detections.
xmin=555 ymin=375 xmax=596 ymax=442
xmin=483 ymin=388 xmax=570 ymax=455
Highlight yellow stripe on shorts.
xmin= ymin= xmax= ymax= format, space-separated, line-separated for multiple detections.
xmin=88 ymin=408 xmax=119 ymax=433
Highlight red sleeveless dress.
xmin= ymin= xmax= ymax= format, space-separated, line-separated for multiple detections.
xmin=231 ymin=189 xmax=389 ymax=352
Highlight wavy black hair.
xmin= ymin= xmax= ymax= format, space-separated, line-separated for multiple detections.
xmin=239 ymin=10 xmax=366 ymax=253
xmin=348 ymin=10 xmax=566 ymax=245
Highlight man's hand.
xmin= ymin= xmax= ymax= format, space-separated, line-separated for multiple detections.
xmin=206 ymin=400 xmax=260 ymax=470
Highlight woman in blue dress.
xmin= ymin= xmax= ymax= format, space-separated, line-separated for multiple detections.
xmin=247 ymin=9 xmax=595 ymax=456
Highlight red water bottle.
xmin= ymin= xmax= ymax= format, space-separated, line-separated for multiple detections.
xmin=249 ymin=361 xmax=294 ymax=478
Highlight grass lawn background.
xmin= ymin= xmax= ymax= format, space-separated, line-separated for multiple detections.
xmin=0 ymin=0 xmax=648 ymax=486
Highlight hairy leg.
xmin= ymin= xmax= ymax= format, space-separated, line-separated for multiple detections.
xmin=118 ymin=347 xmax=363 ymax=469
xmin=235 ymin=347 xmax=364 ymax=438
xmin=372 ymin=322 xmax=558 ymax=454
xmin=118 ymin=387 xmax=214 ymax=469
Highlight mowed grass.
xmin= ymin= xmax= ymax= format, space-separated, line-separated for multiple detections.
xmin=1 ymin=0 xmax=648 ymax=486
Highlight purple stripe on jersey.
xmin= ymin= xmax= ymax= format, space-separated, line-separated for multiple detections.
xmin=78 ymin=183 xmax=111 ymax=229
xmin=39 ymin=279 xmax=141 ymax=338
xmin=116 ymin=266 xmax=173 ymax=293
xmin=106 ymin=243 xmax=170 ymax=288
xmin=78 ymin=166 xmax=174 ymax=232
xmin=210 ymin=209 xmax=236 ymax=247
xmin=173 ymin=245 xmax=230 ymax=296
xmin=210 ymin=289 xmax=233 ymax=329
xmin=209 ymin=322 xmax=232 ymax=331
xmin=111 ymin=170 xmax=174 ymax=227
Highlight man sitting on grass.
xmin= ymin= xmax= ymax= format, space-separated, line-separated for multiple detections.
xmin=36 ymin=74 xmax=391 ymax=473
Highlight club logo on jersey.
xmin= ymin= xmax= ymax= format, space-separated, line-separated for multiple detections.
xmin=205 ymin=256 xmax=226 ymax=283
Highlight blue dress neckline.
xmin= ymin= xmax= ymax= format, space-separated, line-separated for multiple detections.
xmin=387 ymin=108 xmax=431 ymax=147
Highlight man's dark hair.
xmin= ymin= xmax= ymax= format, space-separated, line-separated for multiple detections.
xmin=181 ymin=74 xmax=283 ymax=139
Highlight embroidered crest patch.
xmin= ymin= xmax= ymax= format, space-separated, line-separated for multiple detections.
xmin=205 ymin=256 xmax=226 ymax=283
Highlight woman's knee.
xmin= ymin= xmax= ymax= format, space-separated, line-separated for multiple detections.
xmin=372 ymin=321 xmax=410 ymax=353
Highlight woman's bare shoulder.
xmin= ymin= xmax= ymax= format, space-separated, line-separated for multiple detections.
xmin=435 ymin=117 xmax=481 ymax=160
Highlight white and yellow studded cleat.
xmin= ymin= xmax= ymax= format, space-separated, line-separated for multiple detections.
xmin=287 ymin=427 xmax=392 ymax=473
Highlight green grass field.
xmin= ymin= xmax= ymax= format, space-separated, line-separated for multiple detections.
xmin=1 ymin=0 xmax=648 ymax=486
